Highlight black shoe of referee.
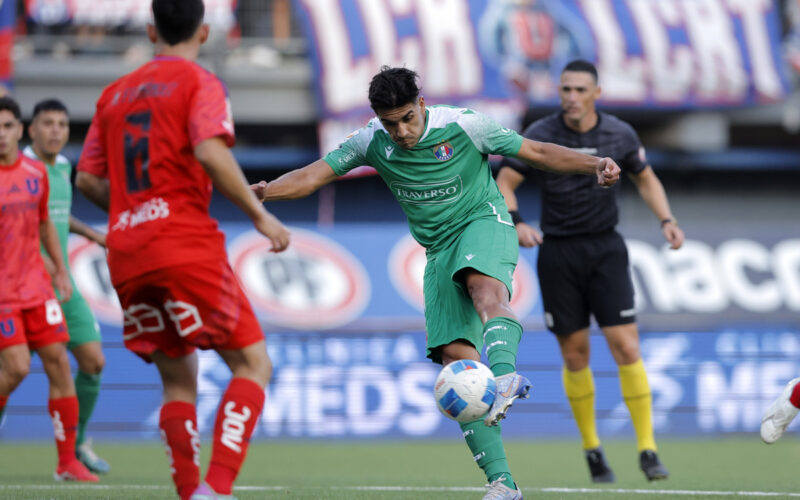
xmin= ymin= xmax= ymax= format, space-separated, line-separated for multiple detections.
xmin=585 ymin=447 xmax=615 ymax=483
xmin=639 ymin=450 xmax=669 ymax=481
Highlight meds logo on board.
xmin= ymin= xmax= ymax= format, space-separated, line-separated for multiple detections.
xmin=68 ymin=235 xmax=122 ymax=325
xmin=387 ymin=234 xmax=538 ymax=317
xmin=229 ymin=228 xmax=371 ymax=330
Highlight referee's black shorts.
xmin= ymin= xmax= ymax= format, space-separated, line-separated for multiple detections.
xmin=537 ymin=230 xmax=636 ymax=336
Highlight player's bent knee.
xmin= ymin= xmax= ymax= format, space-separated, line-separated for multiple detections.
xmin=228 ymin=346 xmax=272 ymax=387
xmin=78 ymin=354 xmax=105 ymax=375
xmin=562 ymin=353 xmax=589 ymax=372
xmin=4 ymin=363 xmax=30 ymax=389
xmin=610 ymin=340 xmax=640 ymax=365
xmin=440 ymin=341 xmax=480 ymax=367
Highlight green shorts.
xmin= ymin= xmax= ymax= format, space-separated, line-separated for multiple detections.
xmin=61 ymin=276 xmax=102 ymax=349
xmin=424 ymin=217 xmax=518 ymax=364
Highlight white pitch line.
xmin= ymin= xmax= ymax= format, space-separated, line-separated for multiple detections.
xmin=2 ymin=484 xmax=799 ymax=497
xmin=539 ymin=487 xmax=800 ymax=497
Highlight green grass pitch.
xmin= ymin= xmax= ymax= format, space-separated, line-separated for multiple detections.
xmin=1 ymin=437 xmax=798 ymax=499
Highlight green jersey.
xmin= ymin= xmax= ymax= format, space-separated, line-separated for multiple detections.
xmin=324 ymin=105 xmax=524 ymax=250
xmin=24 ymin=146 xmax=72 ymax=263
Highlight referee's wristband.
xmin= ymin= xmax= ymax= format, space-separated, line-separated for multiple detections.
xmin=509 ymin=210 xmax=524 ymax=225
xmin=660 ymin=217 xmax=677 ymax=227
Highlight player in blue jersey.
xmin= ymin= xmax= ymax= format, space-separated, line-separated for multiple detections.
xmin=254 ymin=66 xmax=620 ymax=500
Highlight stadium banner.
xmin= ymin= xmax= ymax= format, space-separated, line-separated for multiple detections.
xmin=25 ymin=0 xmax=235 ymax=31
xmin=292 ymin=0 xmax=526 ymax=158
xmin=3 ymin=221 xmax=799 ymax=440
xmin=293 ymin=0 xmax=792 ymax=155
xmin=0 ymin=0 xmax=14 ymax=92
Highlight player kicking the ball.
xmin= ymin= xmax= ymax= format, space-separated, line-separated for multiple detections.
xmin=76 ymin=1 xmax=290 ymax=499
xmin=252 ymin=66 xmax=620 ymax=500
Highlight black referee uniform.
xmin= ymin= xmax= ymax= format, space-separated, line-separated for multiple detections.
xmin=503 ymin=111 xmax=646 ymax=336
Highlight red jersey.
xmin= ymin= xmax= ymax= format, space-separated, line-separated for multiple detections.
xmin=0 ymin=155 xmax=55 ymax=308
xmin=78 ymin=56 xmax=235 ymax=285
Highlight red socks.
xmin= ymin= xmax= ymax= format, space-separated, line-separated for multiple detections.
xmin=790 ymin=381 xmax=800 ymax=409
xmin=48 ymin=397 xmax=79 ymax=466
xmin=157 ymin=379 xmax=265 ymax=498
xmin=160 ymin=401 xmax=200 ymax=500
xmin=206 ymin=378 xmax=265 ymax=495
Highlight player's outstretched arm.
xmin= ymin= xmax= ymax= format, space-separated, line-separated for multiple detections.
xmin=628 ymin=166 xmax=684 ymax=250
xmin=69 ymin=215 xmax=106 ymax=248
xmin=40 ymin=219 xmax=72 ymax=302
xmin=496 ymin=166 xmax=542 ymax=247
xmin=75 ymin=172 xmax=110 ymax=212
xmin=251 ymin=159 xmax=338 ymax=202
xmin=514 ymin=138 xmax=620 ymax=187
xmin=195 ymin=137 xmax=290 ymax=252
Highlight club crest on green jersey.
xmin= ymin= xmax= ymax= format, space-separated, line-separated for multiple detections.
xmin=432 ymin=142 xmax=454 ymax=161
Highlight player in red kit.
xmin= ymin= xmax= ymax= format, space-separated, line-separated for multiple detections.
xmin=75 ymin=1 xmax=290 ymax=499
xmin=0 ymin=96 xmax=99 ymax=482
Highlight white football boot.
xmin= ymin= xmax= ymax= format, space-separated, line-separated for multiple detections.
xmin=189 ymin=482 xmax=237 ymax=500
xmin=761 ymin=377 xmax=800 ymax=444
xmin=482 ymin=478 xmax=523 ymax=500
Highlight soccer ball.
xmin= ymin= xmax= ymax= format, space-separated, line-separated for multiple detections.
xmin=434 ymin=359 xmax=496 ymax=422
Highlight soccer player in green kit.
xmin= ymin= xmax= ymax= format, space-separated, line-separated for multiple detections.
xmin=253 ymin=66 xmax=620 ymax=500
xmin=24 ymin=99 xmax=110 ymax=474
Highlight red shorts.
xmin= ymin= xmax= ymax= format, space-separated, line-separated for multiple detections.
xmin=114 ymin=260 xmax=264 ymax=361
xmin=0 ymin=299 xmax=69 ymax=351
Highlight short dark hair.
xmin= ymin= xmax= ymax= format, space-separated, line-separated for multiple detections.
xmin=152 ymin=0 xmax=205 ymax=46
xmin=0 ymin=96 xmax=21 ymax=120
xmin=32 ymin=98 xmax=69 ymax=120
xmin=562 ymin=59 xmax=598 ymax=83
xmin=368 ymin=66 xmax=421 ymax=112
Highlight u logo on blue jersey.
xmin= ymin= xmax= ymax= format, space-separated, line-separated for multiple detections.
xmin=0 ymin=319 xmax=16 ymax=338
xmin=26 ymin=178 xmax=40 ymax=195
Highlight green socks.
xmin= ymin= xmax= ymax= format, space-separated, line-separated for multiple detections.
xmin=482 ymin=317 xmax=522 ymax=377
xmin=456 ymin=317 xmax=522 ymax=489
xmin=74 ymin=371 xmax=101 ymax=447
xmin=460 ymin=419 xmax=515 ymax=489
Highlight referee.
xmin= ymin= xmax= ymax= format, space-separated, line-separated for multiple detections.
xmin=497 ymin=60 xmax=683 ymax=483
